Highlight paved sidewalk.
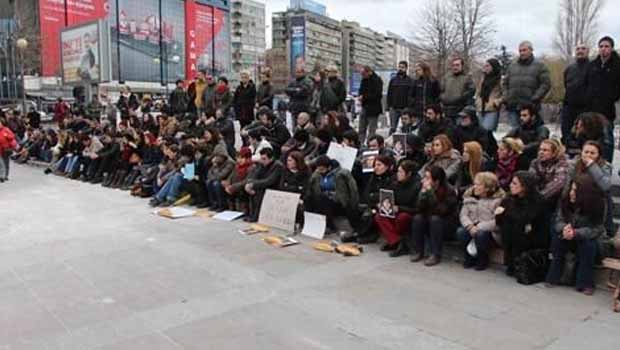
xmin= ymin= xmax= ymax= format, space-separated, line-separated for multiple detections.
xmin=1 ymin=164 xmax=619 ymax=350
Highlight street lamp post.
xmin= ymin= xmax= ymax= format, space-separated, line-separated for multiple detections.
xmin=16 ymin=38 xmax=28 ymax=115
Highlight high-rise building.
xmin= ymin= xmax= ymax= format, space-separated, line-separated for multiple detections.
xmin=341 ymin=20 xmax=378 ymax=92
xmin=289 ymin=0 xmax=326 ymax=16
xmin=386 ymin=31 xmax=411 ymax=68
xmin=231 ymin=0 xmax=266 ymax=83
xmin=271 ymin=8 xmax=342 ymax=91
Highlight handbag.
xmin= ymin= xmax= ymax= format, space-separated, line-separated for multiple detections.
xmin=514 ymin=249 xmax=550 ymax=285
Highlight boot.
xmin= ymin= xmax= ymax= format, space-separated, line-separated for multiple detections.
xmin=102 ymin=172 xmax=114 ymax=187
xmin=121 ymin=171 xmax=139 ymax=190
xmin=112 ymin=170 xmax=127 ymax=189
xmin=475 ymin=253 xmax=489 ymax=271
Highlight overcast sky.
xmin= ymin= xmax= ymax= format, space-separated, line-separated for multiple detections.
xmin=263 ymin=0 xmax=620 ymax=56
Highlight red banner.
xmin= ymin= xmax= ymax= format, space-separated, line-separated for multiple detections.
xmin=39 ymin=0 xmax=108 ymax=76
xmin=184 ymin=0 xmax=224 ymax=80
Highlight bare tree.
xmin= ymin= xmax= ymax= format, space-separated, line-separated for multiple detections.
xmin=553 ymin=0 xmax=605 ymax=61
xmin=451 ymin=0 xmax=496 ymax=68
xmin=409 ymin=0 xmax=459 ymax=78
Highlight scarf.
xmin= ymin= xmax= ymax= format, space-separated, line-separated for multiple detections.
xmin=235 ymin=161 xmax=252 ymax=180
xmin=496 ymin=155 xmax=518 ymax=189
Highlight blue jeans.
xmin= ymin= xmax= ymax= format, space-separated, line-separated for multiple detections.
xmin=389 ymin=109 xmax=403 ymax=135
xmin=546 ymin=233 xmax=597 ymax=290
xmin=65 ymin=155 xmax=80 ymax=174
xmin=206 ymin=180 xmax=225 ymax=208
xmin=506 ymin=110 xmax=520 ymax=129
xmin=155 ymin=173 xmax=184 ymax=202
xmin=478 ymin=111 xmax=499 ymax=132
xmin=457 ymin=227 xmax=493 ymax=264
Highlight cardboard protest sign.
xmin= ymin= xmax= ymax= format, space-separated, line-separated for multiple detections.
xmin=379 ymin=189 xmax=396 ymax=218
xmin=301 ymin=212 xmax=327 ymax=240
xmin=361 ymin=150 xmax=379 ymax=173
xmin=258 ymin=190 xmax=301 ymax=232
xmin=392 ymin=134 xmax=406 ymax=159
xmin=326 ymin=142 xmax=358 ymax=171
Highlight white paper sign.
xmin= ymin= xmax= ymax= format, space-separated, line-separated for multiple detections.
xmin=258 ymin=190 xmax=301 ymax=232
xmin=301 ymin=212 xmax=326 ymax=240
xmin=213 ymin=211 xmax=245 ymax=221
xmin=327 ymin=142 xmax=358 ymax=171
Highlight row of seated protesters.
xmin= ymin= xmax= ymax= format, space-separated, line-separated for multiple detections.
xmin=40 ymin=103 xmax=612 ymax=295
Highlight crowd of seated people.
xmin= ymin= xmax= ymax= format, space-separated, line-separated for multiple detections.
xmin=3 ymin=48 xmax=620 ymax=301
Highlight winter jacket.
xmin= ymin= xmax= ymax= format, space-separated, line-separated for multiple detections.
xmin=440 ymin=72 xmax=475 ymax=117
xmin=505 ymin=116 xmax=550 ymax=159
xmin=169 ymin=87 xmax=189 ymax=115
xmin=566 ymin=158 xmax=612 ymax=193
xmin=0 ymin=126 xmax=17 ymax=154
xmin=529 ymin=155 xmax=569 ymax=202
xmin=286 ymin=75 xmax=313 ymax=115
xmin=214 ymin=116 xmax=235 ymax=148
xmin=202 ymin=84 xmax=217 ymax=115
xmin=410 ymin=77 xmax=440 ymax=118
xmin=392 ymin=175 xmax=422 ymax=214
xmin=194 ymin=79 xmax=208 ymax=109
xmin=420 ymin=149 xmax=463 ymax=184
xmin=502 ymin=55 xmax=551 ymax=110
xmin=387 ymin=73 xmax=414 ymax=109
xmin=362 ymin=172 xmax=395 ymax=207
xmin=563 ymin=58 xmax=590 ymax=108
xmin=555 ymin=207 xmax=605 ymax=240
xmin=307 ymin=166 xmax=359 ymax=213
xmin=207 ymin=158 xmax=235 ymax=181
xmin=256 ymin=81 xmax=274 ymax=108
xmin=460 ymin=187 xmax=505 ymax=239
xmin=475 ymin=79 xmax=502 ymax=113
xmin=247 ymin=160 xmax=284 ymax=191
xmin=279 ymin=169 xmax=310 ymax=196
xmin=585 ymin=52 xmax=620 ymax=121
xmin=214 ymin=88 xmax=233 ymax=114
xmin=327 ymin=77 xmax=347 ymax=109
xmin=359 ymin=72 xmax=384 ymax=117
xmin=234 ymin=81 xmax=257 ymax=124
xmin=418 ymin=117 xmax=455 ymax=144
xmin=496 ymin=193 xmax=546 ymax=246
xmin=82 ymin=137 xmax=103 ymax=158
xmin=416 ymin=184 xmax=459 ymax=226
xmin=453 ymin=117 xmax=497 ymax=155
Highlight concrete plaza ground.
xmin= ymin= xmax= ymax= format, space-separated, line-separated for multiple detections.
xmin=1 ymin=163 xmax=619 ymax=350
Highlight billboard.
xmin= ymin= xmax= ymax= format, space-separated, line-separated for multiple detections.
xmin=109 ymin=0 xmax=186 ymax=83
xmin=60 ymin=20 xmax=112 ymax=84
xmin=185 ymin=0 xmax=230 ymax=80
xmin=289 ymin=16 xmax=305 ymax=77
xmin=39 ymin=0 xmax=108 ymax=76
xmin=289 ymin=0 xmax=326 ymax=16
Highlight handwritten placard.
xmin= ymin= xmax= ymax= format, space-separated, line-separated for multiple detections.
xmin=326 ymin=142 xmax=358 ymax=171
xmin=258 ymin=190 xmax=301 ymax=232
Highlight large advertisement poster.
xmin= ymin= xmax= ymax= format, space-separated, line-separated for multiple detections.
xmin=185 ymin=1 xmax=230 ymax=80
xmin=109 ymin=0 xmax=185 ymax=82
xmin=39 ymin=0 xmax=108 ymax=76
xmin=61 ymin=20 xmax=112 ymax=84
xmin=61 ymin=22 xmax=101 ymax=83
xmin=289 ymin=16 xmax=305 ymax=77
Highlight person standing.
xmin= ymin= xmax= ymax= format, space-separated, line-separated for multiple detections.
xmin=502 ymin=41 xmax=551 ymax=128
xmin=193 ymin=70 xmax=208 ymax=116
xmin=561 ymin=44 xmax=591 ymax=145
xmin=326 ymin=65 xmax=347 ymax=112
xmin=169 ymin=79 xmax=189 ymax=117
xmin=256 ymin=68 xmax=274 ymax=109
xmin=585 ymin=36 xmax=620 ymax=162
xmin=475 ymin=58 xmax=503 ymax=132
xmin=53 ymin=97 xmax=69 ymax=126
xmin=358 ymin=66 xmax=383 ymax=145
xmin=0 ymin=116 xmax=17 ymax=182
xmin=410 ymin=62 xmax=441 ymax=121
xmin=234 ymin=71 xmax=257 ymax=128
xmin=440 ymin=57 xmax=475 ymax=121
xmin=285 ymin=67 xmax=313 ymax=120
xmin=387 ymin=61 xmax=414 ymax=135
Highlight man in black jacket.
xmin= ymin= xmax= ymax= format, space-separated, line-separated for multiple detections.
xmin=324 ymin=66 xmax=347 ymax=112
xmin=561 ymin=44 xmax=590 ymax=144
xmin=285 ymin=67 xmax=313 ymax=119
xmin=358 ymin=66 xmax=384 ymax=145
xmin=418 ymin=105 xmax=455 ymax=144
xmin=505 ymin=104 xmax=550 ymax=166
xmin=169 ymin=80 xmax=189 ymax=117
xmin=244 ymin=148 xmax=284 ymax=222
xmin=585 ymin=36 xmax=620 ymax=162
xmin=453 ymin=106 xmax=497 ymax=157
xmin=387 ymin=61 xmax=414 ymax=135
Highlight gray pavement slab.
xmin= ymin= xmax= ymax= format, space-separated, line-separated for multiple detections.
xmin=1 ymin=163 xmax=619 ymax=350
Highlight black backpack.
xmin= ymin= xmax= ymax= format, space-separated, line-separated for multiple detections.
xmin=514 ymin=249 xmax=550 ymax=285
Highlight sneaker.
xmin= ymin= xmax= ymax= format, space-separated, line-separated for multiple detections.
xmin=148 ymin=198 xmax=161 ymax=207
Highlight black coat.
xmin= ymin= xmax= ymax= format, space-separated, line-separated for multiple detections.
xmin=214 ymin=116 xmax=235 ymax=147
xmin=359 ymin=72 xmax=384 ymax=117
xmin=325 ymin=77 xmax=347 ymax=111
xmin=248 ymin=160 xmax=284 ymax=191
xmin=496 ymin=194 xmax=547 ymax=249
xmin=286 ymin=76 xmax=313 ymax=115
xmin=256 ymin=81 xmax=274 ymax=108
xmin=585 ymin=52 xmax=620 ymax=121
xmin=279 ymin=169 xmax=310 ymax=197
xmin=453 ymin=119 xmax=497 ymax=156
xmin=563 ymin=58 xmax=590 ymax=109
xmin=387 ymin=73 xmax=414 ymax=109
xmin=392 ymin=175 xmax=421 ymax=214
xmin=362 ymin=172 xmax=394 ymax=207
xmin=418 ymin=118 xmax=455 ymax=144
xmin=410 ymin=77 xmax=440 ymax=118
xmin=234 ymin=82 xmax=257 ymax=124
xmin=169 ymin=87 xmax=189 ymax=115
xmin=505 ymin=116 xmax=550 ymax=161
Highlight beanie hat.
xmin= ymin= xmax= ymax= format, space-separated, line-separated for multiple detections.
xmin=599 ymin=36 xmax=615 ymax=48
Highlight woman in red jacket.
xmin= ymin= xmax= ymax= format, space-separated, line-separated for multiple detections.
xmin=0 ymin=116 xmax=17 ymax=182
